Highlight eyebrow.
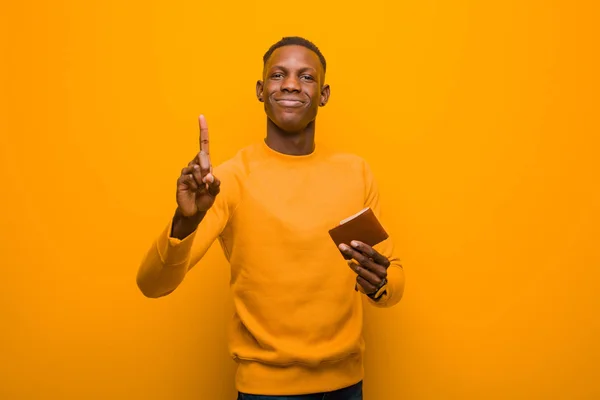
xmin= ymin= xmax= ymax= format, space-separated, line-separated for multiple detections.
xmin=269 ymin=65 xmax=317 ymax=73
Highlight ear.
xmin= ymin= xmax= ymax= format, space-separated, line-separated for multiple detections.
xmin=256 ymin=80 xmax=264 ymax=102
xmin=319 ymin=84 xmax=331 ymax=107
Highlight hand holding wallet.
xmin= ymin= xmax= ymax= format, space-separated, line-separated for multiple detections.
xmin=329 ymin=207 xmax=390 ymax=299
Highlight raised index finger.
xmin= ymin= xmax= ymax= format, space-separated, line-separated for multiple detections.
xmin=198 ymin=114 xmax=210 ymax=156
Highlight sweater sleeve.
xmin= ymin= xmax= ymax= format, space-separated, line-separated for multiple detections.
xmin=361 ymin=159 xmax=406 ymax=308
xmin=136 ymin=162 xmax=238 ymax=298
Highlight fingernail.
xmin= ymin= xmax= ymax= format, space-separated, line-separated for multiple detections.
xmin=339 ymin=244 xmax=348 ymax=251
xmin=351 ymin=241 xmax=359 ymax=247
xmin=194 ymin=165 xmax=199 ymax=170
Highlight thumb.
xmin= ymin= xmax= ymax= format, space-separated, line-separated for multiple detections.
xmin=206 ymin=175 xmax=221 ymax=197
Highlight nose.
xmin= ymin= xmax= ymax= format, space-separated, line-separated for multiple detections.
xmin=281 ymin=75 xmax=301 ymax=93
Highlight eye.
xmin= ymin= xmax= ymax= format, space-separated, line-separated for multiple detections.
xmin=301 ymin=75 xmax=315 ymax=81
xmin=271 ymin=73 xmax=283 ymax=79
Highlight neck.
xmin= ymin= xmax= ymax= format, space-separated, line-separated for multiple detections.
xmin=265 ymin=118 xmax=316 ymax=156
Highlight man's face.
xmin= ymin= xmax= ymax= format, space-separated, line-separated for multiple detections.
xmin=257 ymin=45 xmax=330 ymax=133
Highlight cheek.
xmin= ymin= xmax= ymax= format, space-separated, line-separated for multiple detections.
xmin=310 ymin=88 xmax=322 ymax=102
xmin=310 ymin=93 xmax=321 ymax=108
xmin=264 ymin=84 xmax=276 ymax=97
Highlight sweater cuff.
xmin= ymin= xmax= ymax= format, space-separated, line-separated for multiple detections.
xmin=366 ymin=264 xmax=404 ymax=307
xmin=156 ymin=219 xmax=197 ymax=267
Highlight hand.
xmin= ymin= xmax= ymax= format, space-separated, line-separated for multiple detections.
xmin=338 ymin=240 xmax=391 ymax=295
xmin=176 ymin=115 xmax=221 ymax=217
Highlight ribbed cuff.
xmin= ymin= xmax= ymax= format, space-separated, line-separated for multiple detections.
xmin=156 ymin=219 xmax=197 ymax=267
xmin=366 ymin=265 xmax=404 ymax=307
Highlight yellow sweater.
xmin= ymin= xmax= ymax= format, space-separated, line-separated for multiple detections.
xmin=137 ymin=140 xmax=405 ymax=395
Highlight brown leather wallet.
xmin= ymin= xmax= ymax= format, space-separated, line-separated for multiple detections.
xmin=328 ymin=207 xmax=389 ymax=249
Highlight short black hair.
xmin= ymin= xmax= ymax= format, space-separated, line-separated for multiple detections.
xmin=263 ymin=36 xmax=327 ymax=73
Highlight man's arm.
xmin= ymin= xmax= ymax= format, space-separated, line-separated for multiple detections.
xmin=135 ymin=204 xmax=228 ymax=298
xmin=136 ymin=115 xmax=232 ymax=298
xmin=342 ymin=158 xmax=405 ymax=308
xmin=136 ymin=162 xmax=238 ymax=298
xmin=136 ymin=214 xmax=198 ymax=299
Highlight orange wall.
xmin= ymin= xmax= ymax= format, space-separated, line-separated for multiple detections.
xmin=1 ymin=1 xmax=599 ymax=399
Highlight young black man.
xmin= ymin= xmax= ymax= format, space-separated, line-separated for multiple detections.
xmin=137 ymin=36 xmax=405 ymax=399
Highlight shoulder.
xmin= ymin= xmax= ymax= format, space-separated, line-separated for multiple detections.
xmin=212 ymin=142 xmax=262 ymax=178
xmin=319 ymin=145 xmax=373 ymax=175
xmin=207 ymin=143 xmax=262 ymax=212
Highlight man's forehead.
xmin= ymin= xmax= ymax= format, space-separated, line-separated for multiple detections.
xmin=266 ymin=45 xmax=321 ymax=71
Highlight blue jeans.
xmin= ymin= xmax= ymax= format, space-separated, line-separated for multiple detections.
xmin=237 ymin=380 xmax=362 ymax=400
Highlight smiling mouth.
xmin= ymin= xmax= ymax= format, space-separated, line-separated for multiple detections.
xmin=275 ymin=99 xmax=305 ymax=108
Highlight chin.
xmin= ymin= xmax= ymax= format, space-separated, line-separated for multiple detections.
xmin=266 ymin=112 xmax=304 ymax=133
xmin=275 ymin=119 xmax=306 ymax=133
xmin=267 ymin=109 xmax=317 ymax=133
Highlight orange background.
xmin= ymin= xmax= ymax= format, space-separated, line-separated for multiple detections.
xmin=1 ymin=1 xmax=599 ymax=399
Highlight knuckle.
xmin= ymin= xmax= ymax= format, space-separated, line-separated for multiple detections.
xmin=208 ymin=186 xmax=220 ymax=196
